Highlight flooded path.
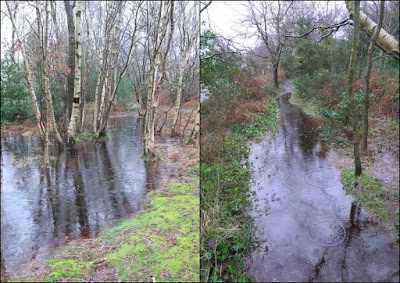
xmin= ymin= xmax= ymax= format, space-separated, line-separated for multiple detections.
xmin=1 ymin=115 xmax=161 ymax=278
xmin=247 ymin=81 xmax=399 ymax=282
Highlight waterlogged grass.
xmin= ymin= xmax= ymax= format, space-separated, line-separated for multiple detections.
xmin=341 ymin=168 xmax=399 ymax=236
xmin=201 ymin=101 xmax=278 ymax=282
xmin=43 ymin=179 xmax=199 ymax=282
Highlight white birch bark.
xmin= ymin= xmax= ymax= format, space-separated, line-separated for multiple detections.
xmin=346 ymin=1 xmax=399 ymax=60
xmin=5 ymin=1 xmax=45 ymax=140
xmin=67 ymin=0 xmax=82 ymax=144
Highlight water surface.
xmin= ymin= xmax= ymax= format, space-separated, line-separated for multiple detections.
xmin=247 ymin=81 xmax=399 ymax=282
xmin=1 ymin=115 xmax=155 ymax=278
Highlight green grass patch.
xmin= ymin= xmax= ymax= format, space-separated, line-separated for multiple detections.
xmin=41 ymin=179 xmax=199 ymax=282
xmin=341 ymin=168 xmax=399 ymax=236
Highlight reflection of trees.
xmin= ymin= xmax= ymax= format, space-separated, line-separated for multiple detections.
xmin=68 ymin=148 xmax=90 ymax=238
xmin=339 ymin=202 xmax=362 ymax=281
xmin=145 ymin=161 xmax=161 ymax=192
xmin=100 ymin=143 xmax=132 ymax=218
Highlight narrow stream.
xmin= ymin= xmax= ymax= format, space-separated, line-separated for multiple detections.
xmin=1 ymin=115 xmax=159 ymax=278
xmin=247 ymin=81 xmax=399 ymax=282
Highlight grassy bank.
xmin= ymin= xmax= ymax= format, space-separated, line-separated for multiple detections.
xmin=16 ymin=178 xmax=199 ymax=282
xmin=201 ymin=99 xmax=278 ymax=282
xmin=342 ymin=168 xmax=399 ymax=237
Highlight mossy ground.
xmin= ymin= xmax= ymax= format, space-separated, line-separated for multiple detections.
xmin=30 ymin=179 xmax=199 ymax=282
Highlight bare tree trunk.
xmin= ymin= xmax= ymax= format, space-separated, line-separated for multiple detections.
xmin=171 ymin=10 xmax=199 ymax=137
xmin=64 ymin=0 xmax=76 ymax=129
xmin=41 ymin=1 xmax=63 ymax=144
xmin=347 ymin=0 xmax=362 ymax=176
xmin=273 ymin=62 xmax=279 ymax=89
xmin=361 ymin=1 xmax=385 ymax=153
xmin=6 ymin=1 xmax=45 ymax=140
xmin=67 ymin=0 xmax=82 ymax=145
xmin=187 ymin=105 xmax=200 ymax=144
xmin=144 ymin=1 xmax=173 ymax=158
xmin=50 ymin=0 xmax=68 ymax=133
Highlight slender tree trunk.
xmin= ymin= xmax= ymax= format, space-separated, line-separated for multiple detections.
xmin=361 ymin=0 xmax=385 ymax=153
xmin=347 ymin=1 xmax=362 ymax=176
xmin=273 ymin=62 xmax=279 ymax=89
xmin=143 ymin=1 xmax=172 ymax=158
xmin=64 ymin=1 xmax=75 ymax=129
xmin=67 ymin=0 xmax=82 ymax=145
xmin=187 ymin=105 xmax=200 ymax=144
xmin=42 ymin=2 xmax=63 ymax=144
xmin=171 ymin=14 xmax=199 ymax=137
xmin=6 ymin=1 xmax=45 ymax=140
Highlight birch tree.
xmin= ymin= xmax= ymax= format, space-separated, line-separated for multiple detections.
xmin=6 ymin=1 xmax=46 ymax=140
xmin=67 ymin=0 xmax=82 ymax=145
xmin=63 ymin=1 xmax=75 ymax=128
xmin=361 ymin=1 xmax=385 ymax=152
xmin=346 ymin=1 xmax=399 ymax=61
xmin=92 ymin=1 xmax=142 ymax=139
xmin=143 ymin=1 xmax=174 ymax=158
xmin=171 ymin=2 xmax=199 ymax=137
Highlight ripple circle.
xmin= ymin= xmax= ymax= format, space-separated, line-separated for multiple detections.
xmin=305 ymin=168 xmax=340 ymax=187
xmin=308 ymin=219 xmax=346 ymax=246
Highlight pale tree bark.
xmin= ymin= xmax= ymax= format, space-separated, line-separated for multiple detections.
xmin=347 ymin=1 xmax=362 ymax=177
xmin=144 ymin=1 xmax=174 ymax=158
xmin=6 ymin=1 xmax=45 ymax=140
xmin=361 ymin=0 xmax=385 ymax=153
xmin=67 ymin=0 xmax=82 ymax=145
xmin=80 ymin=18 xmax=91 ymax=133
xmin=187 ymin=105 xmax=200 ymax=144
xmin=50 ymin=0 xmax=68 ymax=131
xmin=93 ymin=1 xmax=142 ymax=138
xmin=64 ymin=0 xmax=76 ymax=129
xmin=346 ymin=1 xmax=399 ymax=60
xmin=171 ymin=3 xmax=199 ymax=137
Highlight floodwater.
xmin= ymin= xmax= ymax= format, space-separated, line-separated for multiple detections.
xmin=247 ymin=81 xmax=399 ymax=282
xmin=1 ymin=115 xmax=160 ymax=278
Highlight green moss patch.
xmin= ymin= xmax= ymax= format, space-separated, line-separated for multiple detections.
xmin=42 ymin=179 xmax=199 ymax=282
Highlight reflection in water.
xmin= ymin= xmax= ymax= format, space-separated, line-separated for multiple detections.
xmin=1 ymin=115 xmax=150 ymax=277
xmin=247 ymin=82 xmax=399 ymax=282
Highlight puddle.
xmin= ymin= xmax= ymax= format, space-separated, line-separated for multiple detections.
xmin=247 ymin=81 xmax=399 ymax=282
xmin=1 ymin=115 xmax=161 ymax=278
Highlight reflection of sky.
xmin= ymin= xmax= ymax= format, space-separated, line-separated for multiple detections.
xmin=1 ymin=115 xmax=147 ymax=273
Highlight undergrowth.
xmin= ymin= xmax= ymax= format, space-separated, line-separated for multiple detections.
xmin=341 ymin=168 xmax=399 ymax=237
xmin=201 ymin=99 xmax=278 ymax=282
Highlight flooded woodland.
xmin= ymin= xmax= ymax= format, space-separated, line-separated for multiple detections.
xmin=247 ymin=82 xmax=399 ymax=281
xmin=1 ymin=0 xmax=400 ymax=282
xmin=2 ymin=115 xmax=148 ymax=276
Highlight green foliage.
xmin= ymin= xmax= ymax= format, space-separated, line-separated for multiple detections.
xmin=281 ymin=37 xmax=351 ymax=108
xmin=116 ymin=77 xmax=133 ymax=110
xmin=201 ymin=101 xmax=278 ymax=282
xmin=317 ymin=91 xmax=367 ymax=144
xmin=200 ymin=28 xmax=240 ymax=94
xmin=1 ymin=50 xmax=34 ymax=123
